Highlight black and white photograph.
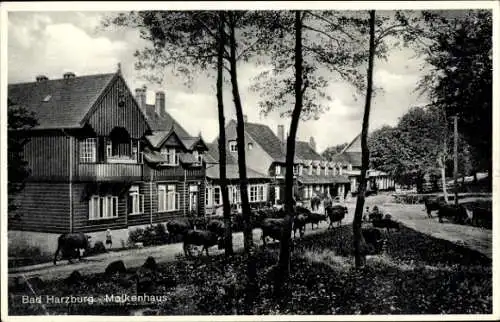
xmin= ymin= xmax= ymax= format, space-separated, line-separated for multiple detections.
xmin=1 ymin=1 xmax=498 ymax=319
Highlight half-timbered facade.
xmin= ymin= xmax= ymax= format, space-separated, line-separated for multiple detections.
xmin=332 ymin=133 xmax=395 ymax=195
xmin=204 ymin=143 xmax=270 ymax=215
xmin=8 ymin=69 xmax=207 ymax=252
xmin=220 ymin=119 xmax=350 ymax=205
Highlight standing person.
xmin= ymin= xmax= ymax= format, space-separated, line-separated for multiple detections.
xmin=363 ymin=206 xmax=370 ymax=222
xmin=105 ymin=229 xmax=113 ymax=249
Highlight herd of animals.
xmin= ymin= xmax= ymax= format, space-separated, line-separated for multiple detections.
xmin=52 ymin=195 xmax=492 ymax=265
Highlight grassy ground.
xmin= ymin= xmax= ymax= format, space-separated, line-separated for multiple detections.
xmin=8 ymin=224 xmax=491 ymax=316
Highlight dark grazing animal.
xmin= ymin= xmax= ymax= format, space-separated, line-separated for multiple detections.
xmin=362 ymin=228 xmax=384 ymax=254
xmin=54 ymin=233 xmax=91 ymax=265
xmin=326 ymin=205 xmax=348 ymax=229
xmin=206 ymin=219 xmax=225 ymax=236
xmin=183 ymin=229 xmax=222 ymax=257
xmin=166 ymin=218 xmax=193 ymax=242
xmin=306 ymin=212 xmax=328 ymax=230
xmin=310 ymin=195 xmax=322 ymax=212
xmin=261 ymin=218 xmax=286 ymax=247
xmin=424 ymin=196 xmax=446 ymax=218
xmin=471 ymin=206 xmax=492 ymax=229
xmin=293 ymin=214 xmax=308 ymax=238
xmin=372 ymin=214 xmax=401 ymax=233
xmin=438 ymin=204 xmax=470 ymax=224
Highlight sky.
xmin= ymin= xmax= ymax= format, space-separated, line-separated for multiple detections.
xmin=7 ymin=10 xmax=431 ymax=153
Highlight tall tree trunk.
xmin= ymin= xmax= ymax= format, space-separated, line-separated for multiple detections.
xmin=275 ymin=10 xmax=304 ymax=294
xmin=439 ymin=141 xmax=449 ymax=203
xmin=453 ymin=115 xmax=459 ymax=206
xmin=353 ymin=10 xmax=376 ymax=268
xmin=217 ymin=11 xmax=233 ymax=256
xmin=227 ymin=12 xmax=256 ymax=309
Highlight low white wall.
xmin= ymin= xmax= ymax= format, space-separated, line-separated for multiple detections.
xmin=9 ymin=222 xmax=171 ymax=256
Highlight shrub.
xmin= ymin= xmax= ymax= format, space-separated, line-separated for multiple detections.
xmin=153 ymin=224 xmax=169 ymax=245
xmin=87 ymin=241 xmax=107 ymax=256
xmin=128 ymin=227 xmax=145 ymax=245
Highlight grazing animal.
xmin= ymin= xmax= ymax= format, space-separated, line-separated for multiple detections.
xmin=183 ymin=229 xmax=221 ymax=257
xmin=53 ymin=233 xmax=91 ymax=265
xmin=306 ymin=212 xmax=328 ymax=230
xmin=372 ymin=214 xmax=401 ymax=233
xmin=438 ymin=204 xmax=469 ymax=224
xmin=471 ymin=206 xmax=492 ymax=229
xmin=310 ymin=195 xmax=321 ymax=212
xmin=424 ymin=196 xmax=446 ymax=218
xmin=166 ymin=218 xmax=193 ymax=242
xmin=293 ymin=214 xmax=308 ymax=238
xmin=206 ymin=219 xmax=225 ymax=236
xmin=260 ymin=218 xmax=286 ymax=247
xmin=368 ymin=206 xmax=384 ymax=221
xmin=362 ymin=228 xmax=384 ymax=254
xmin=326 ymin=205 xmax=348 ymax=229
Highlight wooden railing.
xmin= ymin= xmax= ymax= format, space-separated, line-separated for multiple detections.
xmin=77 ymin=163 xmax=143 ymax=181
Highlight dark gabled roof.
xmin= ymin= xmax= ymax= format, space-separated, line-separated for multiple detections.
xmin=294 ymin=141 xmax=324 ymax=161
xmin=206 ymin=164 xmax=268 ymax=180
xmin=143 ymin=104 xmax=190 ymax=137
xmin=244 ymin=121 xmax=286 ymax=160
xmin=340 ymin=133 xmax=361 ymax=154
xmin=8 ymin=73 xmax=116 ymax=129
xmin=298 ymin=174 xmax=350 ymax=185
xmin=205 ymin=142 xmax=236 ymax=164
xmin=332 ymin=151 xmax=361 ymax=167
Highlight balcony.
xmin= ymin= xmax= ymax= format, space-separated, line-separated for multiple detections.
xmin=77 ymin=163 xmax=143 ymax=181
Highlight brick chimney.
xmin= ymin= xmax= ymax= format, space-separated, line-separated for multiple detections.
xmin=63 ymin=72 xmax=76 ymax=79
xmin=35 ymin=75 xmax=48 ymax=82
xmin=135 ymin=86 xmax=146 ymax=110
xmin=277 ymin=125 xmax=285 ymax=143
xmin=309 ymin=136 xmax=316 ymax=152
xmin=155 ymin=91 xmax=166 ymax=117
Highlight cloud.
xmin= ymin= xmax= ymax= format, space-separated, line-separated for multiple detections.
xmin=8 ymin=12 xmax=130 ymax=83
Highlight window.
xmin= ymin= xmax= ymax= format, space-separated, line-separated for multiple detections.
xmin=229 ymin=141 xmax=237 ymax=152
xmin=158 ymin=184 xmax=178 ymax=212
xmin=160 ymin=148 xmax=179 ymax=166
xmin=80 ymin=138 xmax=97 ymax=163
xmin=274 ymin=186 xmax=280 ymax=204
xmin=229 ymin=185 xmax=240 ymax=204
xmin=316 ymin=166 xmax=321 ymax=175
xmin=128 ymin=185 xmax=144 ymax=215
xmin=249 ymin=185 xmax=258 ymax=202
xmin=248 ymin=143 xmax=253 ymax=150
xmin=275 ymin=165 xmax=281 ymax=175
xmin=89 ymin=195 xmax=118 ymax=220
xmin=309 ymin=165 xmax=313 ymax=175
xmin=189 ymin=185 xmax=199 ymax=213
xmin=258 ymin=185 xmax=266 ymax=201
xmin=213 ymin=186 xmax=221 ymax=205
xmin=132 ymin=141 xmax=139 ymax=162
xmin=193 ymin=150 xmax=203 ymax=164
xmin=106 ymin=140 xmax=112 ymax=159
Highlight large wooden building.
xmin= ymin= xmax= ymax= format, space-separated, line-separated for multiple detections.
xmin=220 ymin=119 xmax=351 ymax=206
xmin=204 ymin=143 xmax=270 ymax=215
xmin=8 ymin=69 xmax=207 ymax=252
xmin=332 ymin=133 xmax=395 ymax=195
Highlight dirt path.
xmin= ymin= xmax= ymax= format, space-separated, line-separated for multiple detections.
xmin=9 ymin=200 xmax=492 ymax=281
